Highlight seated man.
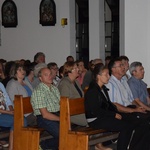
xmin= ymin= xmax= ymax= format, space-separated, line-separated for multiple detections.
xmin=31 ymin=67 xmax=60 ymax=150
xmin=119 ymin=55 xmax=130 ymax=80
xmin=106 ymin=57 xmax=146 ymax=113
xmin=66 ymin=55 xmax=74 ymax=62
xmin=47 ymin=62 xmax=60 ymax=87
xmin=128 ymin=61 xmax=150 ymax=111
xmin=33 ymin=52 xmax=45 ymax=64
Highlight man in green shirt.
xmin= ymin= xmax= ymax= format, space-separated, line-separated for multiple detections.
xmin=31 ymin=67 xmax=60 ymax=150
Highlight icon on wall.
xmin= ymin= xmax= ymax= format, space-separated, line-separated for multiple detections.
xmin=1 ymin=0 xmax=18 ymax=28
xmin=39 ymin=0 xmax=56 ymax=26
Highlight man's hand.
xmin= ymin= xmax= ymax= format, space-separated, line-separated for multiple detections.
xmin=135 ymin=107 xmax=147 ymax=113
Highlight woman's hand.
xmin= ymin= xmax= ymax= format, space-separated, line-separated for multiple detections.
xmin=115 ymin=113 xmax=122 ymax=120
xmin=7 ymin=111 xmax=14 ymax=115
xmin=0 ymin=109 xmax=14 ymax=115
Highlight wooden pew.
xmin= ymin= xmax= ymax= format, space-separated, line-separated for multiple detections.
xmin=14 ymin=95 xmax=43 ymax=150
xmin=0 ymin=127 xmax=9 ymax=139
xmin=59 ymin=97 xmax=119 ymax=150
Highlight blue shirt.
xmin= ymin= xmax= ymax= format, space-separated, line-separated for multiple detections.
xmin=128 ymin=76 xmax=148 ymax=105
xmin=23 ymin=85 xmax=32 ymax=96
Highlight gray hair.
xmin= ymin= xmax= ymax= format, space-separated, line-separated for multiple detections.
xmin=92 ymin=58 xmax=103 ymax=65
xmin=34 ymin=63 xmax=47 ymax=77
xmin=38 ymin=67 xmax=48 ymax=78
xmin=129 ymin=61 xmax=142 ymax=75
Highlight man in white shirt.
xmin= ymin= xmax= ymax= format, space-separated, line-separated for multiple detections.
xmin=106 ymin=57 xmax=146 ymax=114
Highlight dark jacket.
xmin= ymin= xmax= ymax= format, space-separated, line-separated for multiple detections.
xmin=84 ymin=81 xmax=118 ymax=120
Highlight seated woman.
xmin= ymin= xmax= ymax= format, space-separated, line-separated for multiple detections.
xmin=58 ymin=61 xmax=87 ymax=126
xmin=0 ymin=82 xmax=27 ymax=150
xmin=84 ymin=63 xmax=150 ymax=150
xmin=76 ymin=60 xmax=87 ymax=86
xmin=6 ymin=63 xmax=36 ymax=126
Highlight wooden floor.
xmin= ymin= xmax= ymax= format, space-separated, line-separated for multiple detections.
xmin=1 ymin=136 xmax=117 ymax=150
xmin=1 ymin=142 xmax=117 ymax=150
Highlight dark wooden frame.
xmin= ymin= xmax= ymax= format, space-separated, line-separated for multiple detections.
xmin=1 ymin=0 xmax=18 ymax=28
xmin=39 ymin=0 xmax=56 ymax=26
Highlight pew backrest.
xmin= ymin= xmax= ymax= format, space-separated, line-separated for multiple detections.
xmin=14 ymin=95 xmax=41 ymax=150
xmin=59 ymin=96 xmax=119 ymax=150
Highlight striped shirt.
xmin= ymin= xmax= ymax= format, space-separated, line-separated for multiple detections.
xmin=106 ymin=75 xmax=133 ymax=106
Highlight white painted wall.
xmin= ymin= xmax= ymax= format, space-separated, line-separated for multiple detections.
xmin=120 ymin=0 xmax=150 ymax=87
xmin=89 ymin=0 xmax=105 ymax=62
xmin=1 ymin=0 xmax=150 ymax=87
xmin=105 ymin=1 xmax=111 ymax=21
xmin=0 ymin=0 xmax=75 ymax=67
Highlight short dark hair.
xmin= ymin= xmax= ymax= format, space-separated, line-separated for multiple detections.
xmin=66 ymin=56 xmax=74 ymax=62
xmin=25 ymin=62 xmax=36 ymax=76
xmin=4 ymin=61 xmax=15 ymax=77
xmin=108 ymin=57 xmax=121 ymax=75
xmin=105 ymin=56 xmax=112 ymax=61
xmin=119 ymin=55 xmax=129 ymax=61
xmin=47 ymin=62 xmax=57 ymax=69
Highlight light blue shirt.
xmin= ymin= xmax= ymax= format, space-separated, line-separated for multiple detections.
xmin=0 ymin=82 xmax=13 ymax=110
xmin=128 ymin=76 xmax=148 ymax=105
xmin=105 ymin=75 xmax=133 ymax=106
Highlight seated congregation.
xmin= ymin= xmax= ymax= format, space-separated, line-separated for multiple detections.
xmin=1 ymin=53 xmax=150 ymax=150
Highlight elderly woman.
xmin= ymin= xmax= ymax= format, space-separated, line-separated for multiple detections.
xmin=58 ymin=61 xmax=83 ymax=99
xmin=58 ymin=61 xmax=87 ymax=126
xmin=6 ymin=63 xmax=36 ymax=126
xmin=84 ymin=63 xmax=150 ymax=150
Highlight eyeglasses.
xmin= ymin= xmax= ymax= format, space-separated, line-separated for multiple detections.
xmin=72 ymin=67 xmax=79 ymax=71
xmin=113 ymin=64 xmax=124 ymax=68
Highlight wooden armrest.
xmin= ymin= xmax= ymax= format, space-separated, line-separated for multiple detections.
xmin=22 ymin=127 xmax=44 ymax=131
xmin=70 ymin=127 xmax=109 ymax=135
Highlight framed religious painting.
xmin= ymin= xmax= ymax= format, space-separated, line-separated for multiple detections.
xmin=1 ymin=0 xmax=18 ymax=28
xmin=39 ymin=0 xmax=56 ymax=26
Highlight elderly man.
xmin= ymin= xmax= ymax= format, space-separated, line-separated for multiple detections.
xmin=128 ymin=61 xmax=150 ymax=111
xmin=33 ymin=52 xmax=45 ymax=64
xmin=31 ymin=67 xmax=60 ymax=150
xmin=47 ymin=62 xmax=60 ymax=87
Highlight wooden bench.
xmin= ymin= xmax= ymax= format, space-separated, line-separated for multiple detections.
xmin=59 ymin=97 xmax=119 ymax=150
xmin=14 ymin=95 xmax=43 ymax=150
